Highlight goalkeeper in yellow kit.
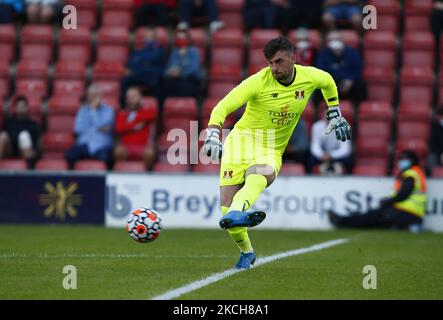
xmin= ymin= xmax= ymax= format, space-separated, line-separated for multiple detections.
xmin=204 ymin=37 xmax=351 ymax=269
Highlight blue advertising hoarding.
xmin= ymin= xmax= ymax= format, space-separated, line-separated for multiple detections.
xmin=0 ymin=173 xmax=105 ymax=224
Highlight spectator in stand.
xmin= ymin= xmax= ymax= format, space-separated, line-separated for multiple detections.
xmin=322 ymin=0 xmax=363 ymax=33
xmin=134 ymin=0 xmax=176 ymax=27
xmin=431 ymin=0 xmax=443 ymax=46
xmin=0 ymin=0 xmax=24 ymax=24
xmin=242 ymin=0 xmax=280 ymax=30
xmin=0 ymin=96 xmax=40 ymax=166
xmin=278 ymin=0 xmax=324 ymax=31
xmin=316 ymin=30 xmax=365 ymax=103
xmin=114 ymin=87 xmax=158 ymax=170
xmin=162 ymin=27 xmax=202 ymax=98
xmin=284 ymin=117 xmax=310 ymax=171
xmin=309 ymin=112 xmax=352 ymax=174
xmin=25 ymin=0 xmax=61 ymax=24
xmin=293 ymin=28 xmax=316 ymax=66
xmin=120 ymin=28 xmax=165 ymax=107
xmin=65 ymin=85 xmax=115 ymax=169
xmin=428 ymin=107 xmax=443 ymax=172
xmin=177 ymin=0 xmax=225 ymax=33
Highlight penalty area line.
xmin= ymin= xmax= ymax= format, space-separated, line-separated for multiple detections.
xmin=151 ymin=238 xmax=349 ymax=300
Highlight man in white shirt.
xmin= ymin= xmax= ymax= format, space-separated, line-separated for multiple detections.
xmin=309 ymin=117 xmax=352 ymax=174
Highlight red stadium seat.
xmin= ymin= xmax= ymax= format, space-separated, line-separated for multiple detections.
xmin=358 ymin=120 xmax=391 ymax=140
xmin=47 ymin=115 xmax=75 ymax=132
xmin=0 ymin=160 xmax=28 ymax=170
xmin=15 ymin=61 xmax=49 ymax=79
xmin=363 ymin=49 xmax=396 ymax=68
xmin=0 ymin=60 xmax=8 ymax=78
xmin=211 ymin=28 xmax=243 ymax=47
xmin=91 ymin=80 xmax=121 ymax=97
xmin=358 ymin=101 xmax=393 ymax=122
xmin=279 ymin=163 xmax=306 ymax=176
xmin=368 ymin=0 xmax=400 ymax=15
xmin=0 ymin=26 xmax=15 ymax=63
xmin=399 ymin=66 xmax=434 ymax=103
xmin=114 ymin=161 xmax=146 ymax=172
xmin=189 ymin=27 xmax=207 ymax=47
xmin=53 ymin=61 xmax=86 ymax=80
xmin=341 ymin=30 xmax=360 ymax=50
xmin=162 ymin=118 xmax=193 ymax=133
xmin=354 ymin=157 xmax=389 ymax=170
xmin=396 ymin=121 xmax=430 ymax=140
xmin=403 ymin=32 xmax=435 ymax=51
xmin=97 ymin=27 xmax=130 ymax=46
xmin=353 ymin=164 xmax=386 ymax=176
xmin=134 ymin=27 xmax=169 ymax=49
xmin=397 ymin=102 xmax=431 ymax=122
xmin=102 ymin=0 xmax=133 ymax=10
xmin=288 ymin=29 xmax=322 ymax=50
xmin=218 ymin=12 xmax=243 ymax=28
xmin=58 ymin=44 xmax=91 ymax=64
xmin=76 ymin=9 xmax=97 ymax=30
xmin=402 ymin=51 xmax=434 ymax=68
xmin=404 ymin=0 xmax=433 ymax=15
xmin=96 ymin=45 xmax=129 ymax=64
xmin=356 ymin=137 xmax=389 ymax=157
xmin=8 ymin=94 xmax=43 ymax=120
xmin=74 ymin=160 xmax=107 ymax=171
xmin=35 ymin=159 xmax=69 ymax=171
xmin=395 ymin=138 xmax=429 ymax=160
xmin=42 ymin=132 xmax=75 ymax=154
xmin=431 ymin=166 xmax=443 ymax=177
xmin=152 ymin=162 xmax=190 ymax=172
xmin=404 ymin=15 xmax=431 ymax=32
xmin=92 ymin=62 xmax=125 ymax=80
xmin=59 ymin=27 xmax=91 ymax=44
xmin=192 ymin=163 xmax=219 ymax=173
xmin=217 ymin=0 xmax=243 ymax=12
xmin=163 ymin=97 xmax=198 ymax=119
xmin=209 ymin=64 xmax=242 ymax=82
xmin=248 ymin=47 xmax=267 ymax=72
xmin=20 ymin=44 xmax=52 ymax=63
xmin=376 ymin=14 xmax=400 ymax=33
xmin=15 ymin=79 xmax=48 ymax=98
xmin=364 ymin=31 xmax=396 ymax=51
xmin=21 ymin=25 xmax=53 ymax=44
xmin=65 ymin=0 xmax=96 ymax=10
xmin=0 ymin=78 xmax=9 ymax=99
xmin=47 ymin=96 xmax=81 ymax=116
xmin=102 ymin=10 xmax=133 ymax=28
xmin=0 ymin=43 xmax=14 ymax=64
xmin=53 ymin=79 xmax=85 ymax=97
xmin=208 ymin=81 xmax=236 ymax=98
xmin=211 ymin=47 xmax=243 ymax=66
xmin=249 ymin=29 xmax=282 ymax=48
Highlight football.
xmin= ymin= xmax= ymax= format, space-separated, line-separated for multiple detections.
xmin=127 ymin=208 xmax=162 ymax=243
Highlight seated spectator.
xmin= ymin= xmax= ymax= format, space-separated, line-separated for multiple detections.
xmin=134 ymin=0 xmax=176 ymax=27
xmin=65 ymin=85 xmax=115 ymax=169
xmin=177 ymin=0 xmax=224 ymax=32
xmin=278 ymin=0 xmax=324 ymax=31
xmin=428 ymin=107 xmax=443 ymax=172
xmin=0 ymin=96 xmax=40 ymax=166
xmin=0 ymin=0 xmax=25 ymax=24
xmin=431 ymin=0 xmax=443 ymax=45
xmin=25 ymin=0 xmax=60 ymax=24
xmin=293 ymin=28 xmax=316 ymax=66
xmin=114 ymin=87 xmax=157 ymax=170
xmin=120 ymin=28 xmax=165 ymax=106
xmin=322 ymin=0 xmax=362 ymax=33
xmin=242 ymin=0 xmax=280 ymax=30
xmin=316 ymin=30 xmax=365 ymax=103
xmin=284 ymin=117 xmax=310 ymax=171
xmin=162 ymin=28 xmax=202 ymax=99
xmin=308 ymin=113 xmax=352 ymax=174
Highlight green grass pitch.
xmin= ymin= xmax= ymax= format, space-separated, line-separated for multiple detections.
xmin=0 ymin=225 xmax=442 ymax=299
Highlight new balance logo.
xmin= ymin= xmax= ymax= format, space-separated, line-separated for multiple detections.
xmin=271 ymin=93 xmax=278 ymax=98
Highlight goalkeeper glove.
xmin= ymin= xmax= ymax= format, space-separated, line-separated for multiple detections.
xmin=204 ymin=127 xmax=223 ymax=160
xmin=325 ymin=106 xmax=352 ymax=142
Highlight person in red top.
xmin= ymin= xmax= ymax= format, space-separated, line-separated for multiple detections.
xmin=114 ymin=87 xmax=158 ymax=170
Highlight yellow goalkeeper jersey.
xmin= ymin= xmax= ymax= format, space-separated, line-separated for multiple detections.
xmin=208 ymin=64 xmax=339 ymax=154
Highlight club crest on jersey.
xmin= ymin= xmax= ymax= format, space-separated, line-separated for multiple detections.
xmin=295 ymin=90 xmax=305 ymax=100
xmin=223 ymin=169 xmax=233 ymax=180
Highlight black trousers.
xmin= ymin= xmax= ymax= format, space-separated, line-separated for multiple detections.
xmin=338 ymin=207 xmax=422 ymax=230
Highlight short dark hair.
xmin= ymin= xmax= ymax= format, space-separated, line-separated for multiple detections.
xmin=399 ymin=150 xmax=419 ymax=166
xmin=263 ymin=37 xmax=294 ymax=60
xmin=14 ymin=95 xmax=28 ymax=105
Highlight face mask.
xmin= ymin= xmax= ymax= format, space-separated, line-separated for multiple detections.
xmin=175 ymin=38 xmax=189 ymax=48
xmin=398 ymin=159 xmax=412 ymax=171
xmin=296 ymin=40 xmax=310 ymax=51
xmin=328 ymin=40 xmax=344 ymax=52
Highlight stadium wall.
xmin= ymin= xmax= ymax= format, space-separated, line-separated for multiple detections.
xmin=1 ymin=172 xmax=442 ymax=232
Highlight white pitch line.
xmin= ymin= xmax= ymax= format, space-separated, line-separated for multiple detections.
xmin=151 ymin=238 xmax=349 ymax=300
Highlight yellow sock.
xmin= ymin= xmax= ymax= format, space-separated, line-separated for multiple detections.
xmin=221 ymin=206 xmax=253 ymax=253
xmin=229 ymin=174 xmax=268 ymax=212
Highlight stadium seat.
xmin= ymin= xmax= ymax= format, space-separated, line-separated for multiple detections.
xmin=15 ymin=61 xmax=49 ymax=79
xmin=211 ymin=47 xmax=243 ymax=66
xmin=92 ymin=62 xmax=125 ymax=80
xmin=404 ymin=15 xmax=431 ymax=32
xmin=0 ymin=25 xmax=15 ymax=63
xmin=8 ymin=95 xmax=43 ymax=121
xmin=397 ymin=121 xmax=431 ymax=140
xmin=134 ymin=27 xmax=169 ymax=49
xmin=363 ymin=49 xmax=396 ymax=68
xmin=376 ymin=14 xmax=400 ymax=33
xmin=20 ymin=44 xmax=52 ymax=63
xmin=102 ymin=10 xmax=133 ymax=29
xmin=102 ymin=0 xmax=133 ymax=10
xmin=91 ymin=80 xmax=121 ymax=97
xmin=97 ymin=27 xmax=130 ymax=46
xmin=364 ymin=31 xmax=396 ymax=51
xmin=397 ymin=102 xmax=431 ymax=122
xmin=395 ymin=138 xmax=429 ymax=160
xmin=42 ymin=132 xmax=75 ymax=154
xmin=288 ymin=29 xmax=322 ymax=50
xmin=341 ymin=30 xmax=360 ymax=50
xmin=192 ymin=163 xmax=219 ymax=173
xmin=217 ymin=0 xmax=244 ymax=12
xmin=354 ymin=157 xmax=389 ymax=171
xmin=402 ymin=31 xmax=435 ymax=50
xmin=353 ymin=164 xmax=386 ymax=176
xmin=358 ymin=101 xmax=393 ymax=122
xmin=59 ymin=27 xmax=91 ymax=44
xmin=356 ymin=137 xmax=389 ymax=157
xmin=35 ymin=159 xmax=69 ymax=171
xmin=58 ymin=44 xmax=91 ymax=65
xmin=431 ymin=166 xmax=443 ymax=177
xmin=96 ymin=45 xmax=129 ymax=64
xmin=74 ymin=160 xmax=107 ymax=171
xmin=0 ymin=43 xmax=14 ymax=64
xmin=162 ymin=118 xmax=193 ymax=134
xmin=53 ymin=61 xmax=86 ymax=80
xmin=152 ymin=162 xmax=190 ymax=172
xmin=189 ymin=27 xmax=207 ymax=48
xmin=209 ymin=64 xmax=242 ymax=82
xmin=402 ymin=51 xmax=434 ymax=68
xmin=53 ymin=79 xmax=85 ymax=98
xmin=218 ymin=12 xmax=243 ymax=28
xmin=368 ymin=0 xmax=400 ymax=15
xmin=21 ymin=25 xmax=53 ymax=45
xmin=247 ymin=48 xmax=267 ymax=74
xmin=208 ymin=81 xmax=237 ymax=98
xmin=249 ymin=29 xmax=282 ymax=48
xmin=0 ymin=78 xmax=9 ymax=99
xmin=157 ymin=132 xmax=189 ymax=154
xmin=358 ymin=120 xmax=391 ymax=140
xmin=399 ymin=66 xmax=434 ymax=103
xmin=163 ymin=97 xmax=198 ymax=119
xmin=15 ymin=79 xmax=48 ymax=98
xmin=211 ymin=28 xmax=243 ymax=48
xmin=47 ymin=115 xmax=75 ymax=133
xmin=404 ymin=0 xmax=433 ymax=15
xmin=76 ymin=9 xmax=97 ymax=30
xmin=0 ymin=160 xmax=28 ymax=171
xmin=279 ymin=163 xmax=306 ymax=176
xmin=114 ymin=161 xmax=146 ymax=172
xmin=201 ymin=97 xmax=238 ymax=129
xmin=0 ymin=61 xmax=8 ymax=78
xmin=47 ymin=96 xmax=81 ymax=116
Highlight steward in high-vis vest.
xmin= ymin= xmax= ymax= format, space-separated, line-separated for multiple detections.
xmin=327 ymin=150 xmax=427 ymax=230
